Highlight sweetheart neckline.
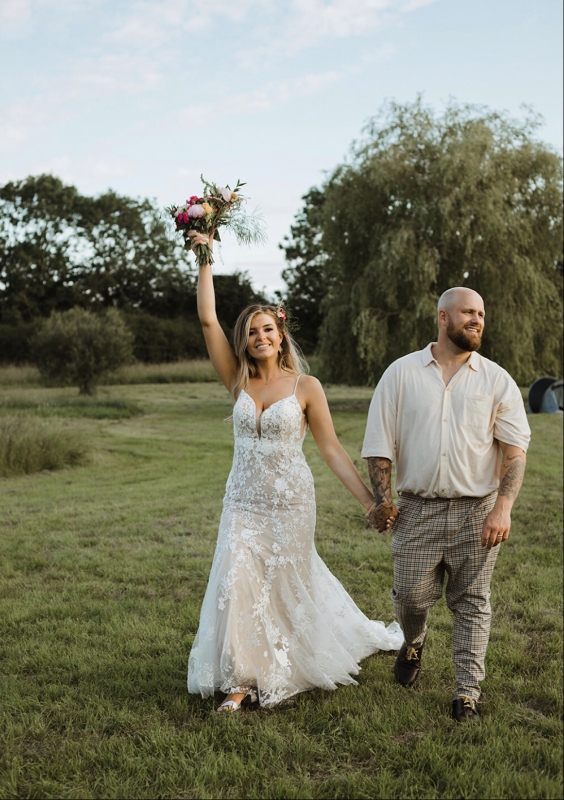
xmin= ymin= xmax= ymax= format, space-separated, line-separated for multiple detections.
xmin=239 ymin=389 xmax=303 ymax=440
xmin=240 ymin=388 xmax=300 ymax=415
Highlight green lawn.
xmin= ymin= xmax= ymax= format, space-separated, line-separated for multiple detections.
xmin=0 ymin=380 xmax=562 ymax=799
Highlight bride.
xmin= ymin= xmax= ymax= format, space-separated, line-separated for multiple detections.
xmin=187 ymin=230 xmax=403 ymax=711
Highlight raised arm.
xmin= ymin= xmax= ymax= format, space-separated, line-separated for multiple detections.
xmin=301 ymin=377 xmax=374 ymax=511
xmin=190 ymin=230 xmax=238 ymax=393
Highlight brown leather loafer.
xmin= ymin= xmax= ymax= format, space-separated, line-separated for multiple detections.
xmin=452 ymin=696 xmax=480 ymax=722
xmin=394 ymin=639 xmax=425 ymax=686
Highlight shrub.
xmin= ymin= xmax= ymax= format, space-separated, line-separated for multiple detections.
xmin=123 ymin=312 xmax=207 ymax=362
xmin=33 ymin=308 xmax=134 ymax=395
xmin=0 ymin=322 xmax=41 ymax=363
xmin=0 ymin=415 xmax=89 ymax=477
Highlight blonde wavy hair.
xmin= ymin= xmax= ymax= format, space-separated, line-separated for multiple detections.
xmin=231 ymin=304 xmax=309 ymax=399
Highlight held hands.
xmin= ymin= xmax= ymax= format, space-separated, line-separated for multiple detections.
xmin=366 ymin=501 xmax=399 ymax=532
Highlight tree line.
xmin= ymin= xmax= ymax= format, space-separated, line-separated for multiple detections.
xmin=1 ymin=99 xmax=562 ymax=385
xmin=0 ymin=174 xmax=265 ymax=362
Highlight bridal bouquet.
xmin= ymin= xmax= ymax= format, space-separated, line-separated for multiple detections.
xmin=167 ymin=176 xmax=266 ymax=267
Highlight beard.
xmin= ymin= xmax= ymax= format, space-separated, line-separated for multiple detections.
xmin=446 ymin=321 xmax=482 ymax=352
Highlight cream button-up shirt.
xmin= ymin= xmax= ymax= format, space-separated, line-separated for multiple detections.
xmin=361 ymin=343 xmax=531 ymax=499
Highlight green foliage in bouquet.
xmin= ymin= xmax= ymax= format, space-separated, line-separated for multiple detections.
xmin=167 ymin=176 xmax=266 ymax=267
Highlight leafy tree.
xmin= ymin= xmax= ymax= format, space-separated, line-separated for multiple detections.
xmin=33 ymin=308 xmax=134 ymax=394
xmin=123 ymin=312 xmax=206 ymax=362
xmin=0 ymin=320 xmax=41 ymax=363
xmin=0 ymin=176 xmax=274 ymax=364
xmin=0 ymin=175 xmax=86 ymax=322
xmin=78 ymin=189 xmax=195 ymax=317
xmin=213 ymin=272 xmax=269 ymax=332
xmin=0 ymin=175 xmax=194 ymax=322
xmin=278 ymin=188 xmax=327 ymax=353
xmin=282 ymin=99 xmax=563 ymax=385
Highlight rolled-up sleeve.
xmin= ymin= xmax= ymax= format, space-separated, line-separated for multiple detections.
xmin=361 ymin=367 xmax=397 ymax=461
xmin=494 ymin=380 xmax=531 ymax=452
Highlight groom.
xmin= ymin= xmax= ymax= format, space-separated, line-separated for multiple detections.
xmin=363 ymin=287 xmax=530 ymax=721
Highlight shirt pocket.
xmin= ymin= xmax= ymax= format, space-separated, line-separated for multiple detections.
xmin=461 ymin=394 xmax=492 ymax=431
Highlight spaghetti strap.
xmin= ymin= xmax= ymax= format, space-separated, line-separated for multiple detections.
xmin=293 ymin=374 xmax=302 ymax=395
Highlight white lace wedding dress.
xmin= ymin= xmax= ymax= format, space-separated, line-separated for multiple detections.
xmin=187 ymin=378 xmax=403 ymax=707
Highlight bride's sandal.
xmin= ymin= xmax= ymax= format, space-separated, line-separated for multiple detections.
xmin=217 ymin=698 xmax=243 ymax=713
xmin=216 ymin=689 xmax=256 ymax=713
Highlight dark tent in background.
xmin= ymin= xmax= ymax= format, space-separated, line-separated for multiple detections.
xmin=528 ymin=377 xmax=563 ymax=413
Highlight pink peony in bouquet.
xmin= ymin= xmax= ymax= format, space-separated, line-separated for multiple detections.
xmin=168 ymin=176 xmax=266 ymax=267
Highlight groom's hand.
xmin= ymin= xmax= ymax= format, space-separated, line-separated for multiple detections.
xmin=366 ymin=501 xmax=399 ymax=532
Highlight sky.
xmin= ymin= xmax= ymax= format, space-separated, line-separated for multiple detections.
xmin=1 ymin=0 xmax=562 ymax=295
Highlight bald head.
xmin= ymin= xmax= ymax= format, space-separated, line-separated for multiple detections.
xmin=436 ymin=287 xmax=485 ymax=352
xmin=438 ymin=287 xmax=484 ymax=315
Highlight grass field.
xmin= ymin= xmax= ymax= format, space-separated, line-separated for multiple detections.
xmin=0 ymin=378 xmax=562 ymax=799
xmin=0 ymin=360 xmax=220 ymax=388
xmin=0 ymin=357 xmax=323 ymax=389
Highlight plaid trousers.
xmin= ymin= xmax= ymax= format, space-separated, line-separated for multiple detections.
xmin=391 ymin=491 xmax=499 ymax=701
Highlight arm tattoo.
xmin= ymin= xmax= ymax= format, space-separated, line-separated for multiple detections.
xmin=498 ymin=453 xmax=526 ymax=501
xmin=366 ymin=457 xmax=392 ymax=506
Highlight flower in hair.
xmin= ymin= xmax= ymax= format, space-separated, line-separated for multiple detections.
xmin=277 ymin=308 xmax=286 ymax=321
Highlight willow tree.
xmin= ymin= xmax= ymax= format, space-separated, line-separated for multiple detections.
xmin=292 ymin=99 xmax=562 ymax=385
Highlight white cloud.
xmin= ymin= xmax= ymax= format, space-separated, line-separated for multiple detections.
xmin=284 ymin=0 xmax=439 ymax=51
xmin=289 ymin=0 xmax=389 ymax=41
xmin=0 ymin=0 xmax=32 ymax=35
xmin=0 ymin=93 xmax=67 ymax=153
xmin=176 ymin=69 xmax=343 ymax=130
xmin=72 ymin=53 xmax=163 ymax=94
xmin=0 ymin=153 xmax=134 ymax=197
xmin=105 ymin=0 xmax=437 ymax=55
xmin=401 ymin=0 xmax=438 ymax=11
xmin=0 ymin=0 xmax=86 ymax=38
xmin=228 ymin=0 xmax=438 ymax=66
xmin=108 ymin=0 xmax=266 ymax=48
xmin=30 ymin=154 xmax=131 ymax=189
xmin=0 ymin=0 xmax=434 ymax=160
xmin=108 ymin=0 xmax=205 ymax=48
xmin=0 ymin=50 xmax=163 ymax=156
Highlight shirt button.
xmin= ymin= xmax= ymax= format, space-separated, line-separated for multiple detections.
xmin=442 ymin=453 xmax=446 ymax=456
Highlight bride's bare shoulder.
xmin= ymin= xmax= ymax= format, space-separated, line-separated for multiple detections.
xmin=296 ymin=374 xmax=326 ymax=401
xmin=297 ymin=374 xmax=321 ymax=388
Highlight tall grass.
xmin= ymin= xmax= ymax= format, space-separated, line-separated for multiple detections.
xmin=107 ymin=356 xmax=322 ymax=384
xmin=0 ymin=360 xmax=220 ymax=387
xmin=105 ymin=359 xmax=220 ymax=385
xmin=0 ymin=356 xmax=322 ymax=389
xmin=0 ymin=363 xmax=42 ymax=387
xmin=0 ymin=415 xmax=89 ymax=477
